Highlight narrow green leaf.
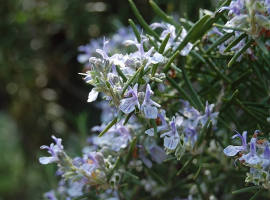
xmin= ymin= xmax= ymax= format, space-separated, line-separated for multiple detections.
xmin=116 ymin=65 xmax=128 ymax=82
xmin=213 ymin=23 xmax=247 ymax=32
xmin=206 ymin=32 xmax=234 ymax=54
xmin=149 ymin=0 xmax=180 ymax=28
xmin=171 ymin=63 xmax=182 ymax=73
xmin=179 ymin=18 xmax=194 ymax=30
xmin=163 ymin=47 xmax=172 ymax=56
xmin=205 ymin=120 xmax=213 ymax=141
xmin=253 ymin=65 xmax=268 ymax=94
xmin=117 ymin=110 xmax=125 ymax=122
xmin=158 ymin=33 xmax=170 ymax=54
xmin=174 ymin=26 xmax=184 ymax=43
xmin=123 ymin=170 xmax=139 ymax=180
xmin=144 ymin=164 xmax=166 ymax=186
xmin=204 ymin=54 xmax=233 ymax=59
xmin=128 ymin=19 xmax=141 ymax=43
xmin=235 ymin=98 xmax=269 ymax=126
xmin=107 ymin=157 xmax=120 ymax=181
xmin=163 ymin=50 xmax=180 ymax=73
xmin=98 ymin=116 xmax=117 ymax=137
xmin=129 ymin=19 xmax=148 ymax=51
xmin=193 ymin=154 xmax=202 ymax=180
xmin=150 ymin=118 xmax=158 ymax=138
xmin=190 ymin=50 xmax=206 ymax=63
xmin=121 ymin=67 xmax=141 ymax=96
xmin=138 ymin=65 xmax=145 ymax=87
xmin=124 ymin=137 xmax=137 ymax=167
xmin=164 ymin=157 xmax=177 ymax=162
xmin=194 ymin=0 xmax=231 ymax=41
xmin=223 ymin=32 xmax=247 ymax=53
xmin=180 ymin=64 xmax=205 ymax=111
xmin=128 ymin=0 xmax=160 ymax=40
xmin=177 ymin=155 xmax=195 ymax=176
xmin=205 ymin=58 xmax=231 ymax=83
xmin=217 ymin=117 xmax=231 ymax=130
xmin=212 ymin=131 xmax=226 ymax=149
xmin=232 ymin=186 xmax=262 ymax=194
xmin=174 ymin=15 xmax=211 ymax=54
xmin=220 ymin=90 xmax=238 ymax=112
xmin=228 ymin=38 xmax=255 ymax=67
xmin=152 ymin=33 xmax=171 ymax=76
xmin=247 ymin=106 xmax=270 ymax=116
xmin=166 ymin=75 xmax=197 ymax=108
xmin=146 ymin=34 xmax=159 ymax=50
xmin=255 ymin=38 xmax=269 ymax=55
xmin=197 ymin=118 xmax=211 ymax=147
xmin=231 ymin=69 xmax=253 ymax=86
xmin=249 ymin=189 xmax=264 ymax=200
xmin=123 ymin=111 xmax=134 ymax=125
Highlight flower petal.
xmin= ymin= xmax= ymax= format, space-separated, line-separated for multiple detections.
xmin=119 ymin=98 xmax=136 ymax=113
xmin=164 ymin=136 xmax=179 ymax=150
xmin=87 ymin=89 xmax=99 ymax=102
xmin=223 ymin=145 xmax=243 ymax=156
xmin=144 ymin=105 xmax=158 ymax=119
xmin=39 ymin=156 xmax=54 ymax=164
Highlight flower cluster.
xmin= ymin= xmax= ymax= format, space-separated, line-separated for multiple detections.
xmin=150 ymin=22 xmax=193 ymax=56
xmin=39 ymin=0 xmax=270 ymax=198
xmin=40 ymin=136 xmax=115 ymax=199
xmin=224 ymin=130 xmax=270 ymax=188
xmin=219 ymin=0 xmax=270 ymax=38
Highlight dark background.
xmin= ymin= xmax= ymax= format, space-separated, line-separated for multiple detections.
xmin=0 ymin=0 xmax=215 ymax=199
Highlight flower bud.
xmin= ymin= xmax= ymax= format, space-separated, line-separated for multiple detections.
xmin=157 ymin=83 xmax=165 ymax=93
xmin=125 ymin=58 xmax=136 ymax=69
xmin=89 ymin=57 xmax=97 ymax=63
xmin=255 ymin=14 xmax=270 ymax=29
xmin=138 ymin=92 xmax=145 ymax=101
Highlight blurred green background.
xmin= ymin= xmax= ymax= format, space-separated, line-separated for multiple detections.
xmin=0 ymin=0 xmax=215 ymax=199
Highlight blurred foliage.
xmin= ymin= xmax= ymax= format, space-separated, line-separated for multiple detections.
xmin=0 ymin=0 xmax=214 ymax=199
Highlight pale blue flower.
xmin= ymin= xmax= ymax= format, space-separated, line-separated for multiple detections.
xmin=240 ymin=137 xmax=261 ymax=165
xmin=81 ymin=151 xmax=106 ymax=174
xmin=66 ymin=180 xmax=85 ymax=198
xmin=150 ymin=22 xmax=176 ymax=41
xmin=87 ymin=88 xmax=99 ymax=102
xmin=160 ymin=117 xmax=180 ymax=150
xmin=150 ymin=22 xmax=193 ymax=56
xmin=124 ymin=35 xmax=164 ymax=67
xmin=208 ymin=27 xmax=224 ymax=37
xmin=149 ymin=145 xmax=166 ymax=164
xmin=200 ymin=101 xmax=219 ymax=126
xmin=96 ymin=36 xmax=110 ymax=60
xmin=219 ymin=0 xmax=245 ymax=15
xmin=111 ymin=124 xmax=132 ymax=151
xmin=184 ymin=123 xmax=198 ymax=148
xmin=138 ymin=141 xmax=166 ymax=168
xmin=223 ymin=130 xmax=247 ymax=156
xmin=260 ymin=141 xmax=270 ymax=170
xmin=141 ymin=84 xmax=161 ymax=119
xmin=119 ymin=83 xmax=140 ymax=113
xmin=44 ymin=190 xmax=58 ymax=200
xmin=39 ymin=136 xmax=63 ymax=164
xmin=145 ymin=109 xmax=168 ymax=136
